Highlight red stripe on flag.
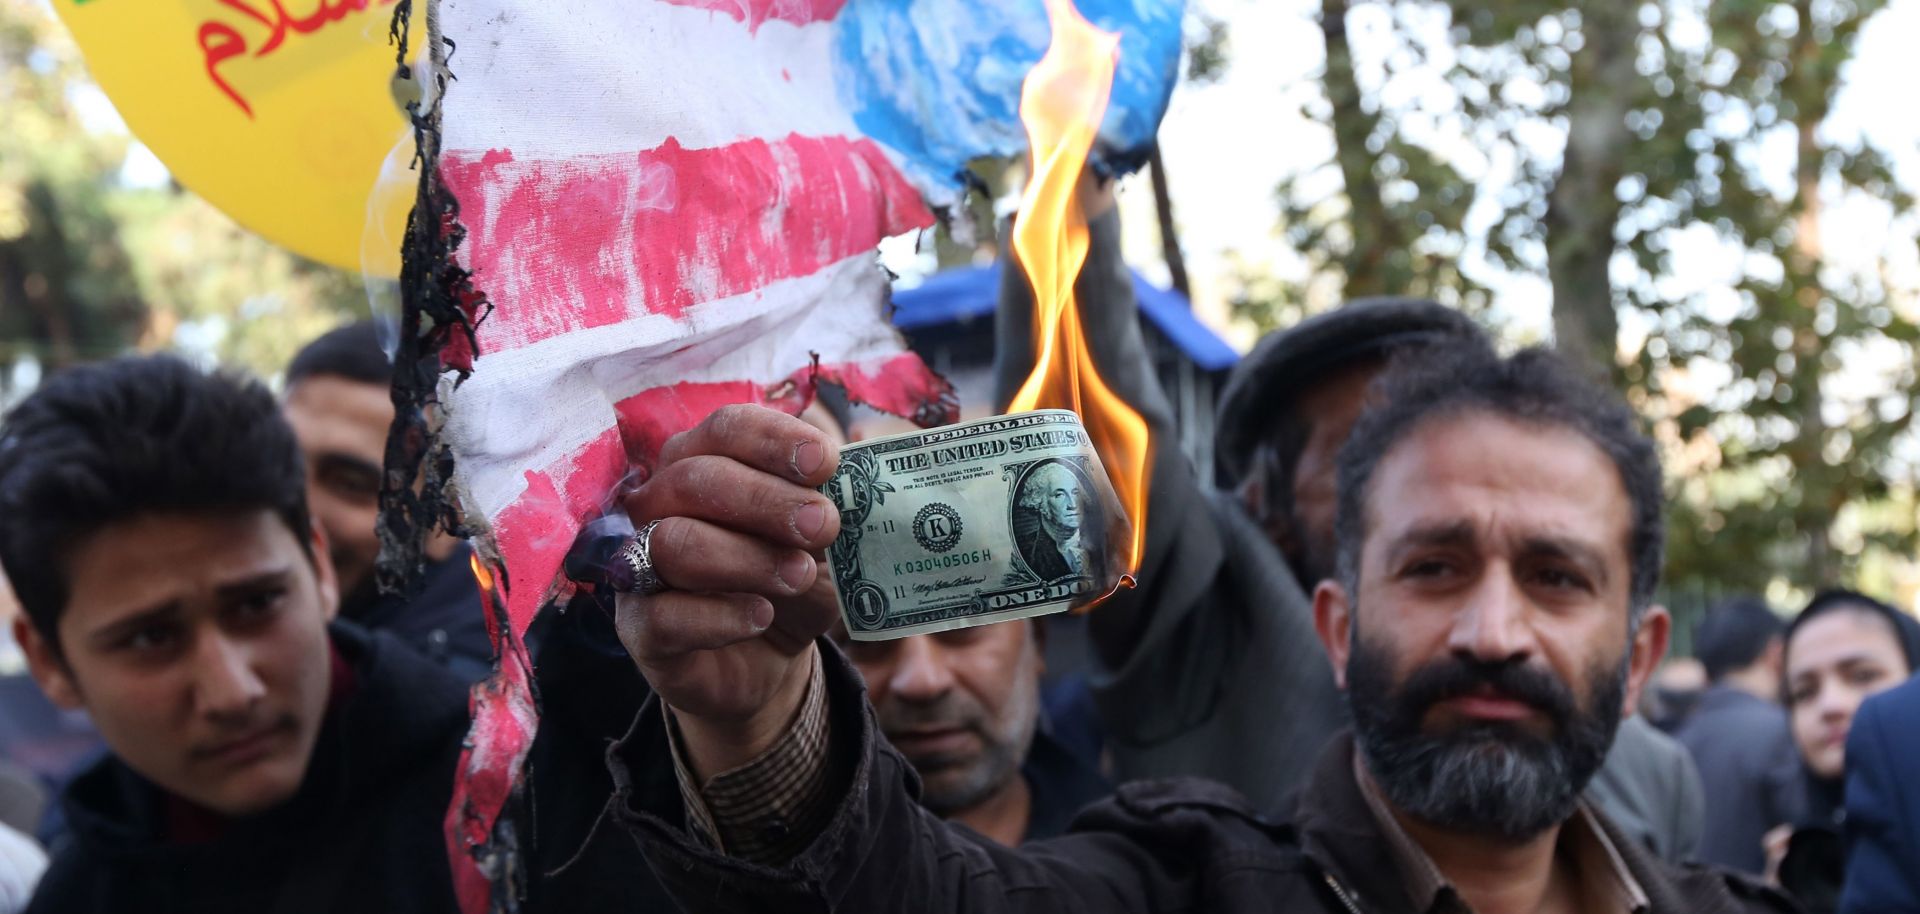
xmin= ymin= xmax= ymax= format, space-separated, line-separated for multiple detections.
xmin=485 ymin=363 xmax=945 ymax=640
xmin=611 ymin=356 xmax=958 ymax=468
xmin=653 ymin=0 xmax=846 ymax=31
xmin=491 ymin=428 xmax=629 ymax=633
xmin=443 ymin=429 xmax=625 ymax=912
xmin=444 ymin=648 xmax=534 ymax=913
xmin=614 ymin=380 xmax=811 ymax=467
xmin=442 ymin=134 xmax=934 ymax=352
xmin=816 ymin=352 xmax=961 ymax=427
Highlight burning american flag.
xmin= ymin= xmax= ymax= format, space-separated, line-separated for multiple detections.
xmin=405 ymin=0 xmax=1182 ymax=907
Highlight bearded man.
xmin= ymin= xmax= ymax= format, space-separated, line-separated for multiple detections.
xmin=595 ymin=344 xmax=1799 ymax=914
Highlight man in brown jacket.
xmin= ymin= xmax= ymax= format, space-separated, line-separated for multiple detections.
xmin=600 ymin=345 xmax=1797 ymax=913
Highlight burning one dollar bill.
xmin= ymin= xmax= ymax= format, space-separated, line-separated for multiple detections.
xmin=821 ymin=410 xmax=1131 ymax=641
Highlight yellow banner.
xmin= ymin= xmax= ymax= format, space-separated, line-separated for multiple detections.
xmin=54 ymin=0 xmax=419 ymax=275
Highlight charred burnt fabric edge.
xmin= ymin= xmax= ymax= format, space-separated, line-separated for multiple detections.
xmin=377 ymin=0 xmax=492 ymax=602
xmin=380 ymin=7 xmax=533 ymax=912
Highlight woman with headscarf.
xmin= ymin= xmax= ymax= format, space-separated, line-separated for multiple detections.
xmin=1766 ymin=589 xmax=1920 ymax=913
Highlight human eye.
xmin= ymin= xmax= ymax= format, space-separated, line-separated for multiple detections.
xmin=1847 ymin=664 xmax=1891 ymax=688
xmin=1531 ymin=566 xmax=1593 ymax=593
xmin=229 ymin=586 xmax=290 ymax=626
xmin=117 ymin=622 xmax=182 ymax=655
xmin=317 ymin=460 xmax=381 ymax=504
xmin=1400 ymin=555 xmax=1457 ymax=580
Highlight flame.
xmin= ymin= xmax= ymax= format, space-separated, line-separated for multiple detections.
xmin=1005 ymin=0 xmax=1152 ymax=575
xmin=470 ymin=553 xmax=495 ymax=597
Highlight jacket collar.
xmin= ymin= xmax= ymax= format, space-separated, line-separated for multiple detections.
xmin=1345 ymin=746 xmax=1647 ymax=913
xmin=1291 ymin=732 xmax=1774 ymax=914
xmin=1290 ymin=734 xmax=1430 ymax=912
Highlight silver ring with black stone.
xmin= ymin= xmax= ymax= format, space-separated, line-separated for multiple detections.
xmin=612 ymin=519 xmax=670 ymax=596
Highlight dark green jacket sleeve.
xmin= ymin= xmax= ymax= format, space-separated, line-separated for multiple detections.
xmin=993 ymin=209 xmax=1342 ymax=811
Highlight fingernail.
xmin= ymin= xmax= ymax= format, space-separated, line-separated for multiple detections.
xmin=793 ymin=501 xmax=828 ymax=540
xmin=777 ymin=552 xmax=814 ymax=592
xmin=791 ymin=440 xmax=823 ymax=478
xmin=750 ymin=600 xmax=776 ymax=631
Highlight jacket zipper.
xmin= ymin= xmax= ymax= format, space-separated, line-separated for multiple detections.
xmin=1322 ymin=871 xmax=1365 ymax=914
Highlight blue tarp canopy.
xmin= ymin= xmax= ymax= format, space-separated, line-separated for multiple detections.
xmin=890 ymin=264 xmax=1239 ymax=373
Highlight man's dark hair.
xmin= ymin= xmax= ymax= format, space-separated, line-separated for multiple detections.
xmin=1334 ymin=345 xmax=1666 ymax=617
xmin=1222 ymin=299 xmax=1491 ymax=582
xmin=0 ymin=355 xmax=312 ymax=649
xmin=1785 ymin=589 xmax=1920 ymax=676
xmin=1240 ymin=343 xmax=1464 ymax=551
xmin=286 ymin=321 xmax=391 ymax=388
xmin=1693 ymin=596 xmax=1785 ymax=682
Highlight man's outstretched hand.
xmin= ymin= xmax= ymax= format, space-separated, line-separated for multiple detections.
xmin=615 ymin=405 xmax=842 ymax=780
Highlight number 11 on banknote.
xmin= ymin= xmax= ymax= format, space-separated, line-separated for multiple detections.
xmin=821 ymin=409 xmax=1133 ymax=641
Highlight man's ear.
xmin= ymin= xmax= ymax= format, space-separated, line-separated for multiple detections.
xmin=1236 ymin=475 xmax=1301 ymax=558
xmin=1622 ymin=604 xmax=1672 ymax=718
xmin=15 ymin=617 xmax=82 ymax=711
xmin=310 ymin=520 xmax=340 ymax=623
xmin=1757 ymin=635 xmax=1786 ymax=681
xmin=1312 ymin=579 xmax=1354 ymax=690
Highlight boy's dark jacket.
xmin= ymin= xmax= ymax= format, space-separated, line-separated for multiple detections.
xmin=27 ymin=622 xmax=467 ymax=914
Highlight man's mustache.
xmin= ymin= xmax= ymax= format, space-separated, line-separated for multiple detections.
xmin=879 ymin=695 xmax=987 ymax=740
xmin=1393 ymin=655 xmax=1578 ymax=731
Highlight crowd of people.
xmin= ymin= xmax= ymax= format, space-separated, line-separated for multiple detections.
xmin=0 ymin=173 xmax=1915 ymax=914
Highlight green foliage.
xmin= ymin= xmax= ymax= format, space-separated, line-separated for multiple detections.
xmin=1250 ymin=0 xmax=1497 ymax=321
xmin=0 ymin=0 xmax=144 ymax=371
xmin=0 ymin=0 xmax=366 ymax=395
xmin=1184 ymin=9 xmax=1233 ymax=85
xmin=1234 ymin=0 xmax=1920 ymax=596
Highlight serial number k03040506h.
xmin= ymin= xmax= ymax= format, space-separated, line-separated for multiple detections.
xmin=820 ymin=409 xmax=1130 ymax=641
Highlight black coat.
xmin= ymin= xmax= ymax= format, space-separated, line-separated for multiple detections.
xmin=27 ymin=622 xmax=469 ymax=914
xmin=1838 ymin=675 xmax=1920 ymax=914
xmin=1017 ymin=728 xmax=1109 ymax=843
xmin=992 ymin=210 xmax=1346 ymax=813
xmin=609 ymin=642 xmax=1802 ymax=914
xmin=342 ymin=542 xmax=494 ymax=685
xmin=519 ymin=593 xmax=685 ymax=912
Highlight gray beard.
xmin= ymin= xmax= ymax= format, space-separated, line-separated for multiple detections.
xmin=916 ymin=739 xmax=1023 ymax=818
xmin=1346 ymin=632 xmax=1625 ymax=842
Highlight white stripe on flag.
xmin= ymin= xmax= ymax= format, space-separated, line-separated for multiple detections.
xmin=438 ymin=0 xmax=857 ymax=158
xmin=446 ymin=252 xmax=898 ymax=519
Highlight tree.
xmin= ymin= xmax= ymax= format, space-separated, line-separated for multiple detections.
xmin=1241 ymin=0 xmax=1496 ymax=320
xmin=0 ymin=0 xmax=366 ymax=397
xmin=1235 ymin=0 xmax=1919 ymax=596
xmin=0 ymin=0 xmax=145 ymax=378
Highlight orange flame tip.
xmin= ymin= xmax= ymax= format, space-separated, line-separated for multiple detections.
xmin=470 ymin=553 xmax=495 ymax=594
xmin=1007 ymin=0 xmax=1152 ymax=579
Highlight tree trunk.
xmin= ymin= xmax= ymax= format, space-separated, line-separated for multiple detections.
xmin=1784 ymin=0 xmax=1834 ymax=583
xmin=1147 ymin=144 xmax=1191 ymax=298
xmin=12 ymin=182 xmax=79 ymax=369
xmin=1543 ymin=2 xmax=1639 ymax=383
xmin=1318 ymin=0 xmax=1400 ymax=299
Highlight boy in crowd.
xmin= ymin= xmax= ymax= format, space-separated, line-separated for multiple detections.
xmin=0 ymin=356 xmax=468 ymax=913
